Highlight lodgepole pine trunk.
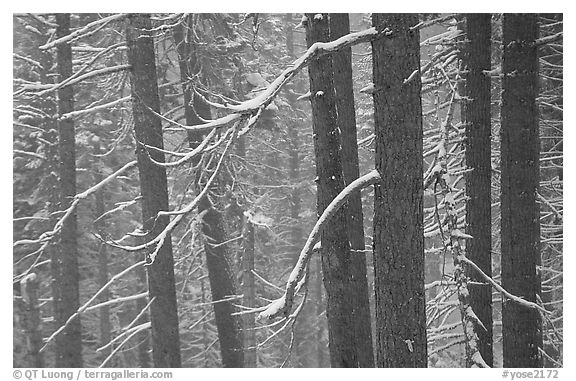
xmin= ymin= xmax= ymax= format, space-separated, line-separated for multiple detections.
xmin=173 ymin=23 xmax=244 ymax=368
xmin=371 ymin=13 xmax=427 ymax=368
xmin=304 ymin=13 xmax=357 ymax=368
xmin=126 ymin=13 xmax=181 ymax=368
xmin=463 ymin=13 xmax=494 ymax=367
xmin=54 ymin=13 xmax=83 ymax=367
xmin=329 ymin=13 xmax=375 ymax=368
xmin=501 ymin=13 xmax=542 ymax=368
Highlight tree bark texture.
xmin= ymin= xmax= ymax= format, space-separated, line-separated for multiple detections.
xmin=173 ymin=23 xmax=244 ymax=368
xmin=330 ymin=13 xmax=375 ymax=368
xmin=54 ymin=13 xmax=83 ymax=368
xmin=463 ymin=13 xmax=493 ymax=367
xmin=305 ymin=13 xmax=358 ymax=368
xmin=501 ymin=13 xmax=542 ymax=368
xmin=126 ymin=13 xmax=181 ymax=368
xmin=371 ymin=13 xmax=428 ymax=368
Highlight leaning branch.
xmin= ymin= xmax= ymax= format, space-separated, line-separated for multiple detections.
xmin=460 ymin=255 xmax=550 ymax=315
xmin=258 ymin=169 xmax=381 ymax=321
xmin=181 ymin=27 xmax=393 ymax=131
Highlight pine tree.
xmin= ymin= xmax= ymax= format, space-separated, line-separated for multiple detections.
xmin=173 ymin=22 xmax=244 ymax=368
xmin=126 ymin=13 xmax=181 ymax=368
xmin=463 ymin=13 xmax=493 ymax=367
xmin=54 ymin=13 xmax=83 ymax=367
xmin=371 ymin=13 xmax=427 ymax=367
xmin=329 ymin=13 xmax=375 ymax=368
xmin=305 ymin=12 xmax=357 ymax=367
xmin=501 ymin=13 xmax=542 ymax=368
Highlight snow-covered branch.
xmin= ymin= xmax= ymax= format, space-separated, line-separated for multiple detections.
xmin=61 ymin=96 xmax=129 ymax=119
xmin=460 ymin=255 xmax=550 ymax=315
xmin=536 ymin=32 xmax=563 ymax=47
xmin=31 ymin=65 xmax=131 ymax=96
xmin=13 ymin=160 xmax=137 ymax=249
xmin=180 ymin=27 xmax=393 ymax=132
xmin=39 ymin=14 xmax=128 ymax=50
xmin=40 ymin=260 xmax=147 ymax=353
xmin=258 ymin=169 xmax=381 ymax=321
xmin=107 ymin=123 xmax=240 ymax=262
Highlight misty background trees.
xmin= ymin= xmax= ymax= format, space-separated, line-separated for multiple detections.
xmin=13 ymin=13 xmax=563 ymax=368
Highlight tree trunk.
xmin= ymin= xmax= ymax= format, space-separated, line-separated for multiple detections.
xmin=54 ymin=13 xmax=83 ymax=367
xmin=501 ymin=13 xmax=542 ymax=368
xmin=173 ymin=23 xmax=244 ymax=368
xmin=241 ymin=215 xmax=257 ymax=367
xmin=93 ymin=143 xmax=113 ymax=365
xmin=329 ymin=13 xmax=375 ymax=368
xmin=20 ymin=274 xmax=43 ymax=367
xmin=463 ymin=13 xmax=493 ymax=367
xmin=371 ymin=14 xmax=427 ymax=368
xmin=126 ymin=13 xmax=181 ymax=368
xmin=314 ymin=256 xmax=326 ymax=367
xmin=304 ymin=13 xmax=357 ymax=368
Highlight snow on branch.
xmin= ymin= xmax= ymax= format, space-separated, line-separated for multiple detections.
xmin=40 ymin=260 xmax=147 ymax=353
xmin=428 ymin=86 xmax=489 ymax=368
xmin=13 ymin=160 xmax=137 ymax=249
xmin=258 ymin=170 xmax=381 ymax=321
xmin=536 ymin=32 xmax=563 ymax=47
xmin=84 ymin=291 xmax=148 ymax=313
xmin=106 ymin=122 xmax=240 ymax=262
xmin=460 ymin=255 xmax=550 ymax=315
xmin=144 ymin=128 xmax=218 ymax=167
xmin=39 ymin=14 xmax=128 ymax=50
xmin=61 ymin=96 xmax=129 ymax=119
xmin=182 ymin=27 xmax=393 ymax=132
xmin=99 ymin=322 xmax=151 ymax=368
xmin=37 ymin=42 xmax=127 ymax=96
xmin=32 ymin=65 xmax=131 ymax=96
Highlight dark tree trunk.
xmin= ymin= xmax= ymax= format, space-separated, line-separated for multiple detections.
xmin=241 ymin=216 xmax=256 ymax=367
xmin=314 ymin=256 xmax=326 ymax=367
xmin=54 ymin=13 xmax=83 ymax=368
xmin=371 ymin=14 xmax=427 ymax=368
xmin=200 ymin=197 xmax=245 ymax=367
xmin=463 ymin=13 xmax=493 ymax=367
xmin=501 ymin=13 xmax=542 ymax=368
xmin=305 ymin=13 xmax=357 ymax=368
xmin=173 ymin=24 xmax=244 ymax=368
xmin=126 ymin=13 xmax=181 ymax=368
xmin=329 ymin=13 xmax=375 ymax=368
